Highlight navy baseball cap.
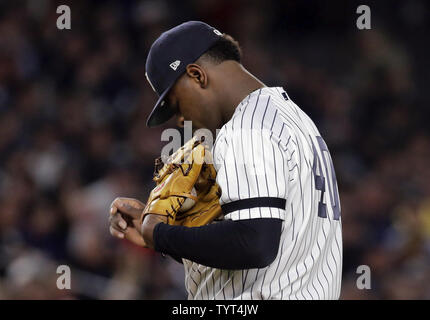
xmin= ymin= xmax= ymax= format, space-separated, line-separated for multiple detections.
xmin=145 ymin=21 xmax=223 ymax=127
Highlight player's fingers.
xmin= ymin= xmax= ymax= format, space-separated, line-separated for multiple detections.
xmin=110 ymin=204 xmax=117 ymax=216
xmin=109 ymin=226 xmax=124 ymax=239
xmin=109 ymin=213 xmax=128 ymax=231
xmin=117 ymin=202 xmax=144 ymax=219
xmin=110 ymin=197 xmax=144 ymax=219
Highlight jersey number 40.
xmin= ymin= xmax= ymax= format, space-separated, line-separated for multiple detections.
xmin=310 ymin=136 xmax=341 ymax=221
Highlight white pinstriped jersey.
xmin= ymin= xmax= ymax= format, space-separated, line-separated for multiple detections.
xmin=182 ymin=87 xmax=343 ymax=300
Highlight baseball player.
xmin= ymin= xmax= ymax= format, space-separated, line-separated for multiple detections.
xmin=109 ymin=21 xmax=342 ymax=300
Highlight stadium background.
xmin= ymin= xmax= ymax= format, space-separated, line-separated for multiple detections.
xmin=0 ymin=0 xmax=429 ymax=299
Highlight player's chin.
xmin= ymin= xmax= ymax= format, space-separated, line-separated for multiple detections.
xmin=186 ymin=118 xmax=215 ymax=136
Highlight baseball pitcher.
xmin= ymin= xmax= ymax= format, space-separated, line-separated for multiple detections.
xmin=109 ymin=21 xmax=342 ymax=300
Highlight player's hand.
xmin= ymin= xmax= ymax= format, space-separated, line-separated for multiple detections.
xmin=109 ymin=197 xmax=147 ymax=247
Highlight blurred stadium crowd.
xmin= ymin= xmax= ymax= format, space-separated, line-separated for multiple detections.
xmin=0 ymin=0 xmax=429 ymax=299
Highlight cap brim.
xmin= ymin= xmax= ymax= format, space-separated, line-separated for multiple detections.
xmin=146 ymin=82 xmax=176 ymax=127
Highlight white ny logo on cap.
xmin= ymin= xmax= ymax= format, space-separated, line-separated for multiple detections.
xmin=169 ymin=60 xmax=181 ymax=71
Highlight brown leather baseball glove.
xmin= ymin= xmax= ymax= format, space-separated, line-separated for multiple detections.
xmin=140 ymin=136 xmax=222 ymax=227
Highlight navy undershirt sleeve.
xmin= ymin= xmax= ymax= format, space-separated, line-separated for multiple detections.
xmin=153 ymin=218 xmax=282 ymax=270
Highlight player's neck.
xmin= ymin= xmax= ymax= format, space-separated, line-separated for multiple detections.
xmin=217 ymin=62 xmax=266 ymax=125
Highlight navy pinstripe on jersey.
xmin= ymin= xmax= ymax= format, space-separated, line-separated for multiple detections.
xmin=182 ymin=87 xmax=343 ymax=300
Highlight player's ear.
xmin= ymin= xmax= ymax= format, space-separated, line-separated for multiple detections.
xmin=185 ymin=64 xmax=208 ymax=88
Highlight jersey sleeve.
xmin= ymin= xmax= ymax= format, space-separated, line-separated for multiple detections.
xmin=214 ymin=121 xmax=290 ymax=221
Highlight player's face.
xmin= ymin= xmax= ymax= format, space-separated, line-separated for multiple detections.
xmin=166 ymin=70 xmax=221 ymax=133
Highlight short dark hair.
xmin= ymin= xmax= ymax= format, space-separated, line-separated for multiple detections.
xmin=200 ymin=33 xmax=242 ymax=64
